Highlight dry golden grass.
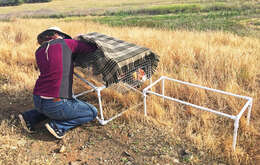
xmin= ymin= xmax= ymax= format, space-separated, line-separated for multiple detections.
xmin=0 ymin=18 xmax=259 ymax=164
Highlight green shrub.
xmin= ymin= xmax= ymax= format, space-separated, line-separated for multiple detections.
xmin=0 ymin=0 xmax=52 ymax=6
xmin=0 ymin=0 xmax=24 ymax=6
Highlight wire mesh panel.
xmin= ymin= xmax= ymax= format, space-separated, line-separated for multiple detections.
xmin=75 ymin=50 xmax=154 ymax=91
xmin=75 ymin=58 xmax=152 ymax=94
xmin=119 ymin=58 xmax=152 ymax=88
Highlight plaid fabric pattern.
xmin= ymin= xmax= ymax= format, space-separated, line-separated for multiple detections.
xmin=74 ymin=32 xmax=159 ymax=86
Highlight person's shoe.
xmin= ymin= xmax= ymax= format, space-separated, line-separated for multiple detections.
xmin=18 ymin=114 xmax=35 ymax=133
xmin=45 ymin=122 xmax=65 ymax=139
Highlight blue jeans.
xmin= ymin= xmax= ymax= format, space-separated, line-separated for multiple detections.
xmin=22 ymin=95 xmax=98 ymax=132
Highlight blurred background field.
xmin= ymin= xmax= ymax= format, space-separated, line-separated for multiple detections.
xmin=1 ymin=0 xmax=259 ymax=38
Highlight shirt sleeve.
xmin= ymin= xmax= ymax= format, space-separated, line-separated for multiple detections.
xmin=64 ymin=39 xmax=97 ymax=55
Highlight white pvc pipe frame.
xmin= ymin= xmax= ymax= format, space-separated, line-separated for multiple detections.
xmin=73 ymin=72 xmax=144 ymax=125
xmin=143 ymin=76 xmax=253 ymax=151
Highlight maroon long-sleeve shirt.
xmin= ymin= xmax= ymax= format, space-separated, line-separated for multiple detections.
xmin=33 ymin=39 xmax=97 ymax=99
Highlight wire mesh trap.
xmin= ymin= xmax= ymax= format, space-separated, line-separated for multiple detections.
xmin=72 ymin=32 xmax=159 ymax=125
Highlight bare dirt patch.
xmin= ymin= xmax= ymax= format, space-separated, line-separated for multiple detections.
xmin=0 ymin=96 xmax=186 ymax=165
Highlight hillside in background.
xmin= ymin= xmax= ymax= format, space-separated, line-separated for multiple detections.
xmin=0 ymin=0 xmax=259 ymax=38
xmin=0 ymin=0 xmax=260 ymax=164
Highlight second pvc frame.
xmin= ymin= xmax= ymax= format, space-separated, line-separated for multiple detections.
xmin=143 ymin=76 xmax=253 ymax=150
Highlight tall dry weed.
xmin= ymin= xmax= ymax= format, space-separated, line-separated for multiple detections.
xmin=0 ymin=18 xmax=259 ymax=164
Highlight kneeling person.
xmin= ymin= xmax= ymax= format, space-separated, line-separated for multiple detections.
xmin=19 ymin=27 xmax=98 ymax=139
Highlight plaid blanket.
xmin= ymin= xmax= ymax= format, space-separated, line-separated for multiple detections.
xmin=74 ymin=32 xmax=159 ymax=86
